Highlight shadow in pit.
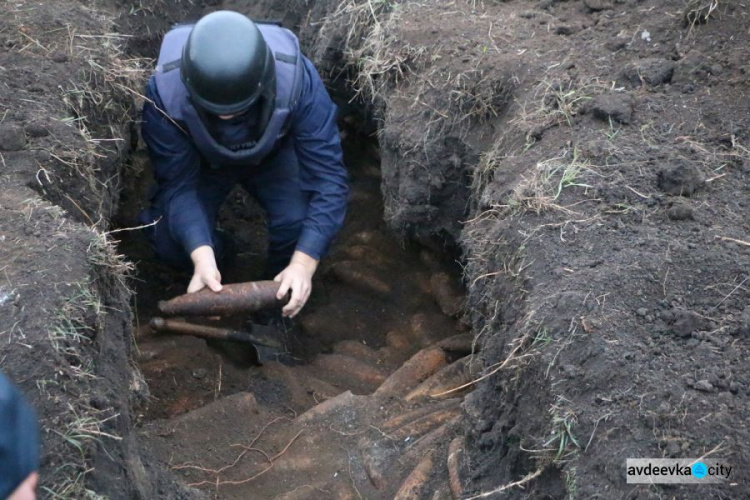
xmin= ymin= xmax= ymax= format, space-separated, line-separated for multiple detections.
xmin=114 ymin=114 xmax=465 ymax=424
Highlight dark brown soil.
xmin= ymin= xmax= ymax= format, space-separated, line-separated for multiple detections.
xmin=299 ymin=0 xmax=750 ymax=497
xmin=4 ymin=0 xmax=750 ymax=498
xmin=462 ymin=3 xmax=750 ymax=497
xmin=0 ymin=1 xmax=195 ymax=497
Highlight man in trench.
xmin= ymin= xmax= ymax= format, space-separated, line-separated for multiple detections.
xmin=139 ymin=10 xmax=349 ymax=320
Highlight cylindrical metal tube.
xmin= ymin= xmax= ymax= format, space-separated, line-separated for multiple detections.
xmin=149 ymin=317 xmax=283 ymax=348
xmin=157 ymin=281 xmax=285 ymax=317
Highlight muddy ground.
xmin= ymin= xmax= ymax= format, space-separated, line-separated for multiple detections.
xmin=0 ymin=0 xmax=170 ymax=497
xmin=1 ymin=0 xmax=749 ymax=498
xmin=300 ymin=0 xmax=750 ymax=497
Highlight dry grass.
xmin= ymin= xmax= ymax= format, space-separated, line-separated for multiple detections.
xmin=52 ymin=30 xmax=151 ymax=223
xmin=43 ymin=230 xmax=133 ymax=499
xmin=46 ymin=280 xmax=124 ymax=500
xmin=409 ymin=62 xmax=515 ymax=137
xmin=354 ymin=23 xmax=429 ymax=102
xmin=470 ymin=76 xmax=602 ymax=212
xmin=509 ymin=148 xmax=594 ymax=214
xmin=322 ymin=0 xmax=428 ymax=102
xmin=44 ymin=404 xmax=120 ymax=500
xmin=487 ymin=395 xmax=580 ymax=498
xmin=49 ymin=283 xmax=101 ymax=362
xmin=325 ymin=0 xmax=513 ymax=139
xmin=543 ymin=397 xmax=581 ymax=461
xmin=42 ymin=472 xmax=107 ymax=500
xmin=33 ymin=17 xmax=145 ymax=500
xmin=675 ymin=134 xmax=750 ymax=180
xmin=684 ymin=0 xmax=720 ymax=27
xmin=514 ymin=78 xmax=602 ymax=142
xmin=87 ymin=227 xmax=136 ymax=288
xmin=471 ymin=123 xmax=528 ymax=197
xmin=447 ymin=67 xmax=513 ymax=125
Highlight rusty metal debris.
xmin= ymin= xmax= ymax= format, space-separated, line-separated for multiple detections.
xmin=158 ymin=281 xmax=286 ymax=317
xmin=150 ymin=317 xmax=283 ymax=349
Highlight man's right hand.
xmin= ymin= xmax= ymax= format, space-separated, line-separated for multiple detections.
xmin=188 ymin=245 xmax=223 ymax=293
xmin=8 ymin=472 xmax=38 ymax=500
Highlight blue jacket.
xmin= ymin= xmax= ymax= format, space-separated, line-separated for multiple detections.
xmin=153 ymin=22 xmax=305 ymax=167
xmin=141 ymin=55 xmax=348 ymax=260
xmin=0 ymin=373 xmax=39 ymax=498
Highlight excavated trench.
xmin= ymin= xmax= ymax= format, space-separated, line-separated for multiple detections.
xmin=116 ymin=120 xmax=475 ymax=499
xmin=109 ymin=4 xmax=477 ymax=497
xmin=117 ymin=127 xmax=468 ymax=411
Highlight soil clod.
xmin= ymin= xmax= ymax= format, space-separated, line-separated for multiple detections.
xmin=667 ymin=202 xmax=694 ymax=221
xmin=24 ymin=121 xmax=49 ymax=138
xmin=583 ymin=0 xmax=614 ymax=11
xmin=50 ymin=51 xmax=69 ymax=63
xmin=0 ymin=123 xmax=26 ymax=151
xmin=669 ymin=309 xmax=708 ymax=338
xmin=591 ymin=91 xmax=634 ymax=124
xmin=620 ymin=58 xmax=676 ymax=87
xmin=657 ymin=161 xmax=705 ymax=196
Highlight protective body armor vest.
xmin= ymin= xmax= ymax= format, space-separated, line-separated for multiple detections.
xmin=154 ymin=23 xmax=304 ymax=166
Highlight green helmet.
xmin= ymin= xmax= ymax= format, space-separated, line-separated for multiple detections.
xmin=181 ymin=11 xmax=276 ymax=116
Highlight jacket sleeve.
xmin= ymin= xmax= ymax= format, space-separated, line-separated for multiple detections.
xmin=290 ymin=57 xmax=349 ymax=260
xmin=141 ymin=77 xmax=214 ymax=255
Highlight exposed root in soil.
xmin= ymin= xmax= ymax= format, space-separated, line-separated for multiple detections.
xmin=464 ymin=468 xmax=544 ymax=500
xmin=184 ymin=427 xmax=305 ymax=489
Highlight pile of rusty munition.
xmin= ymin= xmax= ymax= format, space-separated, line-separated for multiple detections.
xmin=150 ymin=281 xmax=288 ymax=348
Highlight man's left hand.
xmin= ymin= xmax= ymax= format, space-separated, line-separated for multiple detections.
xmin=274 ymin=251 xmax=319 ymax=318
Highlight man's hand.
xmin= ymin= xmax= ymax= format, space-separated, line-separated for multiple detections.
xmin=188 ymin=245 xmax=223 ymax=293
xmin=9 ymin=472 xmax=38 ymax=500
xmin=274 ymin=251 xmax=319 ymax=317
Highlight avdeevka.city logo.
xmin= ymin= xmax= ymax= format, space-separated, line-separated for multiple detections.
xmin=626 ymin=458 xmax=732 ymax=484
xmin=691 ymin=461 xmax=708 ymax=479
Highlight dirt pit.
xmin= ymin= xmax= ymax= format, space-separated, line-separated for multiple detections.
xmin=5 ymin=0 xmax=749 ymax=497
xmin=110 ymin=3 xmax=473 ymax=490
xmin=118 ymin=129 xmax=474 ymax=499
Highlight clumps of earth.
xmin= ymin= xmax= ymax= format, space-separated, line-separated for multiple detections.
xmin=0 ymin=123 xmax=27 ymax=151
xmin=2 ymin=0 xmax=750 ymax=498
xmin=658 ymin=161 xmax=706 ymax=197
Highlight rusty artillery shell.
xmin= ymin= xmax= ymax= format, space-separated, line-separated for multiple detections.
xmin=157 ymin=281 xmax=285 ymax=317
xmin=149 ymin=317 xmax=283 ymax=348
